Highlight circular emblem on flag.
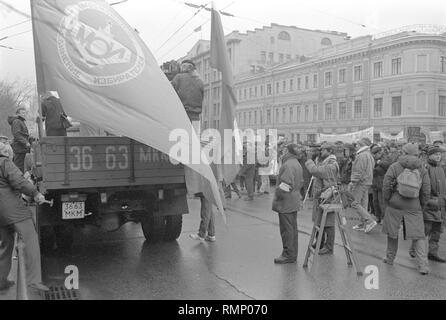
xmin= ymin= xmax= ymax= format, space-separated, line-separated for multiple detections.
xmin=57 ymin=1 xmax=146 ymax=86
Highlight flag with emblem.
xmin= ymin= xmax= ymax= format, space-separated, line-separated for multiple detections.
xmin=30 ymin=0 xmax=224 ymax=214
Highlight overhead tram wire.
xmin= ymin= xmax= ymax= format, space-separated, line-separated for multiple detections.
xmin=154 ymin=1 xmax=211 ymax=54
xmin=0 ymin=19 xmax=31 ymax=32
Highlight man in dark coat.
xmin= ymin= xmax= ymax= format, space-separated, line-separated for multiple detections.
xmin=0 ymin=142 xmax=48 ymax=292
xmin=273 ymin=144 xmax=303 ymax=264
xmin=305 ymin=142 xmax=339 ymax=255
xmin=8 ymin=107 xmax=30 ymax=173
xmin=171 ymin=60 xmax=204 ymax=122
xmin=41 ymin=92 xmax=68 ymax=136
xmin=371 ymin=145 xmax=392 ymax=224
xmin=382 ymin=143 xmax=431 ymax=275
xmin=410 ymin=146 xmax=446 ymax=263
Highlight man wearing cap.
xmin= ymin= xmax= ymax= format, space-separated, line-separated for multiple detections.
xmin=171 ymin=59 xmax=204 ymax=122
xmin=411 ymin=146 xmax=446 ymax=263
xmin=305 ymin=142 xmax=339 ymax=255
xmin=8 ymin=107 xmax=30 ymax=173
xmin=349 ymin=138 xmax=377 ymax=233
xmin=382 ymin=143 xmax=431 ymax=274
xmin=0 ymin=142 xmax=49 ymax=292
xmin=273 ymin=144 xmax=303 ymax=264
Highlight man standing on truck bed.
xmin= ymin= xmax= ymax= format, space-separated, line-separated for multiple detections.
xmin=8 ymin=107 xmax=31 ymax=173
xmin=171 ymin=60 xmax=216 ymax=242
xmin=41 ymin=91 xmax=69 ymax=136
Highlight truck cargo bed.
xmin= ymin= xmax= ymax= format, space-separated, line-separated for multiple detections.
xmin=39 ymin=137 xmax=185 ymax=191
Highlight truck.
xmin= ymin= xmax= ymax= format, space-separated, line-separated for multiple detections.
xmin=32 ymin=134 xmax=189 ymax=251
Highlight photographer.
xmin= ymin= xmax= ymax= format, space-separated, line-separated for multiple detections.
xmin=305 ymin=142 xmax=339 ymax=255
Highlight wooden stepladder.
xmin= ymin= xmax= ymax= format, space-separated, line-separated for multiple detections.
xmin=303 ymin=198 xmax=363 ymax=276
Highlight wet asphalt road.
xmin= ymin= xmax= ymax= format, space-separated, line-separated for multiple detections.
xmin=4 ymin=191 xmax=446 ymax=300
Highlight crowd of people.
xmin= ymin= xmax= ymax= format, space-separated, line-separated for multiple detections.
xmin=226 ymin=137 xmax=446 ymax=275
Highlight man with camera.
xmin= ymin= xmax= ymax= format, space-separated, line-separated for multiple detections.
xmin=305 ymin=142 xmax=339 ymax=255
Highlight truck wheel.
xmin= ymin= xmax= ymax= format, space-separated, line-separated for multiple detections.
xmin=141 ymin=215 xmax=166 ymax=243
xmin=164 ymin=215 xmax=183 ymax=241
xmin=54 ymin=225 xmax=75 ymax=251
xmin=40 ymin=226 xmax=56 ymax=253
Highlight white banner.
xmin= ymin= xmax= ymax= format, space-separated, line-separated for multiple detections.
xmin=319 ymin=127 xmax=374 ymax=144
xmin=380 ymin=131 xmax=404 ymax=141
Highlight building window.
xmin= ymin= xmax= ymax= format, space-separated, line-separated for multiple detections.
xmin=305 ymin=105 xmax=309 ymax=121
xmin=295 ymin=133 xmax=300 ymax=143
xmin=339 ymin=69 xmax=346 ymax=84
xmin=354 ymin=65 xmax=362 ymax=81
xmin=254 ymin=111 xmax=257 ymax=124
xmin=296 ymin=106 xmax=301 ymax=122
xmin=243 ymin=112 xmax=247 ymax=125
xmin=282 ymin=108 xmax=286 ymax=123
xmin=254 ymin=86 xmax=258 ymax=97
xmin=325 ymin=103 xmax=333 ymax=120
xmin=313 ymin=104 xmax=318 ymax=121
xmin=373 ymin=62 xmax=383 ymax=78
xmin=392 ymin=57 xmax=402 ymax=75
xmin=260 ymin=51 xmax=266 ymax=62
xmin=267 ymin=84 xmax=272 ymax=95
xmin=339 ymin=102 xmax=347 ymax=120
xmin=260 ymin=85 xmax=264 ymax=96
xmin=297 ymin=78 xmax=301 ymax=90
xmin=270 ymin=36 xmax=275 ymax=44
xmin=391 ymin=96 xmax=402 ymax=116
xmin=374 ymin=98 xmax=383 ymax=118
xmin=278 ymin=31 xmax=291 ymax=41
xmin=354 ymin=100 xmax=362 ymax=119
xmin=268 ymin=52 xmax=274 ymax=63
xmin=438 ymin=96 xmax=446 ymax=117
xmin=279 ymin=53 xmax=284 ymax=63
xmin=290 ymin=107 xmax=294 ymax=122
xmin=286 ymin=54 xmax=291 ymax=61
xmin=321 ymin=37 xmax=332 ymax=46
xmin=441 ymin=56 xmax=446 ymax=73
xmin=238 ymin=89 xmax=242 ymax=101
xmin=267 ymin=110 xmax=271 ymax=124
xmin=308 ymin=134 xmax=317 ymax=143
xmin=276 ymin=109 xmax=279 ymax=123
xmin=439 ymin=96 xmax=446 ymax=117
xmin=305 ymin=76 xmax=309 ymax=89
xmin=324 ymin=71 xmax=332 ymax=87
xmin=249 ymin=88 xmax=253 ymax=99
xmin=282 ymin=80 xmax=286 ymax=93
xmin=416 ymin=91 xmax=427 ymax=111
xmin=276 ymin=82 xmax=280 ymax=94
xmin=313 ymin=74 xmax=318 ymax=88
xmin=417 ymin=54 xmax=427 ymax=72
xmin=289 ymin=79 xmax=294 ymax=91
xmin=244 ymin=89 xmax=247 ymax=100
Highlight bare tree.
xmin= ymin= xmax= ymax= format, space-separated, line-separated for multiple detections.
xmin=0 ymin=78 xmax=37 ymax=138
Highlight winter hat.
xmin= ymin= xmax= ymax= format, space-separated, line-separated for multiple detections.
xmin=427 ymin=146 xmax=441 ymax=156
xmin=320 ymin=142 xmax=335 ymax=152
xmin=371 ymin=145 xmax=382 ymax=154
xmin=402 ymin=143 xmax=419 ymax=156
xmin=0 ymin=142 xmax=9 ymax=158
xmin=357 ymin=137 xmax=372 ymax=147
xmin=181 ymin=59 xmax=196 ymax=68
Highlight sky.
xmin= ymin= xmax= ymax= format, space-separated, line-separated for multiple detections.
xmin=0 ymin=0 xmax=445 ymax=83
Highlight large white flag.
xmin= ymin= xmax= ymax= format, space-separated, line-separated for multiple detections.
xmin=31 ymin=0 xmax=224 ymax=213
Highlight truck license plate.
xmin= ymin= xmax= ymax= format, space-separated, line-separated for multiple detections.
xmin=62 ymin=202 xmax=85 ymax=220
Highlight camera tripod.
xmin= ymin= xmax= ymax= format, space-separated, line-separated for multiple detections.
xmin=303 ymin=188 xmax=363 ymax=277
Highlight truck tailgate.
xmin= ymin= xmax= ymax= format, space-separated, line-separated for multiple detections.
xmin=39 ymin=137 xmax=185 ymax=191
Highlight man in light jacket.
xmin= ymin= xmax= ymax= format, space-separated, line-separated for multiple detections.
xmin=349 ymin=138 xmax=377 ymax=233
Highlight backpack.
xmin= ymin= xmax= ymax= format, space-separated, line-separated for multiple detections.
xmin=396 ymin=168 xmax=422 ymax=198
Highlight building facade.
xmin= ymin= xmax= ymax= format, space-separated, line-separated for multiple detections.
xmin=179 ymin=24 xmax=349 ymax=130
xmin=235 ymin=27 xmax=446 ymax=143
